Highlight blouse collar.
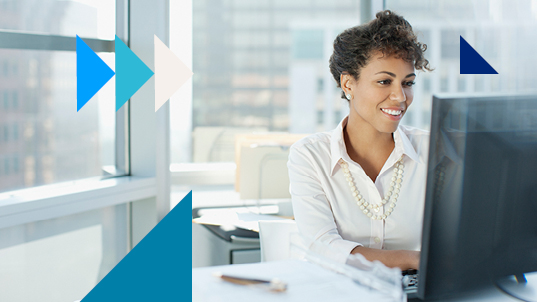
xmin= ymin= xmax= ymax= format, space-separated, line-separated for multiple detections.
xmin=329 ymin=116 xmax=421 ymax=176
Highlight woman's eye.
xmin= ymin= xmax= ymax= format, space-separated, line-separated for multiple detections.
xmin=404 ymin=81 xmax=416 ymax=87
xmin=378 ymin=79 xmax=392 ymax=85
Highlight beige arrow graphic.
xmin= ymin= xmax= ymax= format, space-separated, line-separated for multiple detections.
xmin=154 ymin=35 xmax=193 ymax=112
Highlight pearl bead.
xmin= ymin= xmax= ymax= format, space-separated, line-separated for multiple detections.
xmin=391 ymin=176 xmax=396 ymax=181
xmin=387 ymin=191 xmax=392 ymax=196
xmin=352 ymin=191 xmax=358 ymax=197
xmin=360 ymin=205 xmax=365 ymax=210
xmin=393 ymin=193 xmax=399 ymax=199
xmin=382 ymin=215 xmax=387 ymax=219
xmin=367 ymin=205 xmax=372 ymax=209
xmin=357 ymin=194 xmax=362 ymax=199
xmin=396 ymin=183 xmax=401 ymax=189
xmin=390 ymin=203 xmax=396 ymax=208
xmin=382 ymin=200 xmax=387 ymax=205
xmin=363 ymin=202 xmax=369 ymax=206
xmin=367 ymin=213 xmax=372 ymax=218
xmin=363 ymin=209 xmax=368 ymax=214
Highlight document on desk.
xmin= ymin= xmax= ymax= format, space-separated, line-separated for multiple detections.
xmin=193 ymin=209 xmax=287 ymax=232
xmin=192 ymin=259 xmax=397 ymax=302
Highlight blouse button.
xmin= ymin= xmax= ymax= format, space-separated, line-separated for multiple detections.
xmin=374 ymin=237 xmax=381 ymax=243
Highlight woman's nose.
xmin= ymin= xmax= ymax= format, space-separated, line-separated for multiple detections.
xmin=390 ymin=84 xmax=406 ymax=102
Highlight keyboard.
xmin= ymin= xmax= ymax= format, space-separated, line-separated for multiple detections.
xmin=402 ymin=269 xmax=419 ymax=298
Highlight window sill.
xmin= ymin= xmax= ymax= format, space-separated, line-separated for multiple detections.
xmin=0 ymin=176 xmax=156 ymax=229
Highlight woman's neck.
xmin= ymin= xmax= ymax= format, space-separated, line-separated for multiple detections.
xmin=345 ymin=115 xmax=395 ymax=157
xmin=343 ymin=114 xmax=396 ymax=181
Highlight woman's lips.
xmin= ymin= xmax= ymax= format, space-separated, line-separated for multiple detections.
xmin=380 ymin=108 xmax=403 ymax=120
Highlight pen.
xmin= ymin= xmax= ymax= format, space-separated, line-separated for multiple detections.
xmin=212 ymin=272 xmax=287 ymax=292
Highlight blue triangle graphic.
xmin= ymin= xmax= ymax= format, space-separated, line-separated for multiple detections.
xmin=115 ymin=35 xmax=155 ymax=111
xmin=76 ymin=35 xmax=115 ymax=111
xmin=81 ymin=191 xmax=192 ymax=302
xmin=460 ymin=36 xmax=498 ymax=75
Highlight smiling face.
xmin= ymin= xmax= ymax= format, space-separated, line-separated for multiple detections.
xmin=341 ymin=52 xmax=416 ymax=134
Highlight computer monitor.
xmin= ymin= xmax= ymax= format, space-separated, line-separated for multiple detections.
xmin=418 ymin=94 xmax=537 ymax=300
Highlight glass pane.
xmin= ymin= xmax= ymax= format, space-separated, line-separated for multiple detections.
xmin=0 ymin=0 xmax=115 ymax=40
xmin=0 ymin=204 xmax=128 ymax=302
xmin=172 ymin=1 xmax=361 ymax=164
xmin=0 ymin=49 xmax=116 ymax=193
xmin=385 ymin=0 xmax=537 ymax=129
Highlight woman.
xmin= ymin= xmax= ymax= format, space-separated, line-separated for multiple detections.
xmin=288 ymin=10 xmax=433 ymax=270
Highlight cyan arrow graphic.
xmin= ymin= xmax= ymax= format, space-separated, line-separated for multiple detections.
xmin=154 ymin=35 xmax=193 ymax=112
xmin=81 ymin=191 xmax=192 ymax=302
xmin=460 ymin=36 xmax=498 ymax=75
xmin=115 ymin=35 xmax=155 ymax=111
xmin=76 ymin=35 xmax=115 ymax=111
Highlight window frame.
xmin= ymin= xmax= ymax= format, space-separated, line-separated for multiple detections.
xmin=0 ymin=0 xmax=171 ymax=234
xmin=0 ymin=0 xmax=129 ymax=185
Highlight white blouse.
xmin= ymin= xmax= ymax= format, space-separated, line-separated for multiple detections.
xmin=288 ymin=116 xmax=430 ymax=263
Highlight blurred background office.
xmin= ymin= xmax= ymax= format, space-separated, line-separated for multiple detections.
xmin=0 ymin=0 xmax=536 ymax=301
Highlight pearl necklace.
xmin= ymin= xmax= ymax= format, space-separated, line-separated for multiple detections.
xmin=339 ymin=156 xmax=404 ymax=220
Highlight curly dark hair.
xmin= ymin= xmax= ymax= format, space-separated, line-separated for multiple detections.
xmin=329 ymin=10 xmax=433 ymax=100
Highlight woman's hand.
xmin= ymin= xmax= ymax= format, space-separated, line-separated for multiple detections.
xmin=351 ymin=246 xmax=420 ymax=270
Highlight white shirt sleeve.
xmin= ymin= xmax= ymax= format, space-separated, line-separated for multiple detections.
xmin=288 ymin=143 xmax=362 ymax=263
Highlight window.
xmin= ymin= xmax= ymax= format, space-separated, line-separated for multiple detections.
xmin=387 ymin=0 xmax=537 ymax=129
xmin=0 ymin=0 xmax=123 ymax=193
xmin=171 ymin=1 xmax=361 ymax=166
xmin=291 ymin=29 xmax=324 ymax=60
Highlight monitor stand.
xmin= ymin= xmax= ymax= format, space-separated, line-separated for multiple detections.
xmin=495 ymin=272 xmax=537 ymax=302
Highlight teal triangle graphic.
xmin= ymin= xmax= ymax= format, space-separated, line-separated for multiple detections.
xmin=81 ymin=191 xmax=192 ymax=302
xmin=115 ymin=35 xmax=154 ymax=111
xmin=76 ymin=35 xmax=115 ymax=111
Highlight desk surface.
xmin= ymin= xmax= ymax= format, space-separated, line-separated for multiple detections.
xmin=193 ymin=259 xmax=396 ymax=302
xmin=193 ymin=260 xmax=521 ymax=302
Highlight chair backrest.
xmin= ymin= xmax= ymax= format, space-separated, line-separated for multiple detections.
xmin=258 ymin=220 xmax=298 ymax=262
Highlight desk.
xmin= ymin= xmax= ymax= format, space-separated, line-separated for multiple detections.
xmin=192 ymin=260 xmax=521 ymax=302
xmin=193 ymin=259 xmax=395 ymax=302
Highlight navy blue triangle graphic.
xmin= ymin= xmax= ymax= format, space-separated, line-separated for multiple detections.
xmin=82 ymin=191 xmax=192 ymax=302
xmin=460 ymin=36 xmax=498 ymax=74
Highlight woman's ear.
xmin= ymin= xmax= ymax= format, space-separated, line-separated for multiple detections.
xmin=340 ymin=73 xmax=353 ymax=95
